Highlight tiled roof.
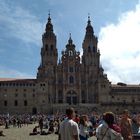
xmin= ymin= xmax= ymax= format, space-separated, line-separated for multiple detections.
xmin=0 ymin=78 xmax=36 ymax=82
xmin=112 ymin=84 xmax=140 ymax=88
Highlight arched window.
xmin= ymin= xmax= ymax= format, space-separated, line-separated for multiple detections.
xmin=69 ymin=76 xmax=74 ymax=84
xmin=4 ymin=100 xmax=7 ymax=106
xmin=14 ymin=100 xmax=18 ymax=106
xmin=93 ymin=46 xmax=96 ymax=52
xmin=32 ymin=107 xmax=37 ymax=115
xmin=69 ymin=67 xmax=73 ymax=72
xmin=81 ymin=90 xmax=86 ymax=103
xmin=45 ymin=44 xmax=48 ymax=51
xmin=58 ymin=90 xmax=63 ymax=103
xmin=69 ymin=50 xmax=73 ymax=56
xmin=24 ymin=100 xmax=28 ymax=106
xmin=51 ymin=45 xmax=53 ymax=51
xmin=88 ymin=46 xmax=91 ymax=52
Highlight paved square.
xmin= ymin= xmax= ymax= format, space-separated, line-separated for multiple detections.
xmin=0 ymin=124 xmax=97 ymax=140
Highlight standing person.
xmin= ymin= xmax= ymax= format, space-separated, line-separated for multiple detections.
xmin=39 ymin=117 xmax=43 ymax=134
xmin=136 ymin=113 xmax=140 ymax=134
xmin=96 ymin=112 xmax=123 ymax=140
xmin=90 ymin=111 xmax=97 ymax=128
xmin=131 ymin=115 xmax=139 ymax=134
xmin=79 ymin=115 xmax=89 ymax=140
xmin=120 ymin=109 xmax=133 ymax=140
xmin=58 ymin=107 xmax=79 ymax=140
xmin=74 ymin=114 xmax=80 ymax=125
xmin=5 ymin=118 xmax=9 ymax=129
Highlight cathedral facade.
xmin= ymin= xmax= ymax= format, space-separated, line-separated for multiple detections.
xmin=0 ymin=15 xmax=140 ymax=114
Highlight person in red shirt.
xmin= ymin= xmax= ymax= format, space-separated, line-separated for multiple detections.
xmin=74 ymin=114 xmax=80 ymax=124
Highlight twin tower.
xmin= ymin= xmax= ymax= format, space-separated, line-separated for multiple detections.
xmin=36 ymin=14 xmax=109 ymax=112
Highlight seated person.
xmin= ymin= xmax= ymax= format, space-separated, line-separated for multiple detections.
xmin=48 ymin=120 xmax=54 ymax=133
xmin=0 ymin=131 xmax=5 ymax=136
xmin=40 ymin=130 xmax=48 ymax=135
xmin=29 ymin=126 xmax=39 ymax=135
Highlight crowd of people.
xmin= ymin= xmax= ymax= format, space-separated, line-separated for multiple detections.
xmin=0 ymin=113 xmax=60 ymax=136
xmin=58 ymin=108 xmax=140 ymax=140
xmin=0 ymin=109 xmax=140 ymax=140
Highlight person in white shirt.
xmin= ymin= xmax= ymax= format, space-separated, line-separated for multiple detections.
xmin=58 ymin=108 xmax=79 ymax=140
xmin=79 ymin=115 xmax=89 ymax=140
xmin=96 ymin=112 xmax=123 ymax=140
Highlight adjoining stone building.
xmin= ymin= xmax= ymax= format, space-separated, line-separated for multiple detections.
xmin=0 ymin=15 xmax=140 ymax=114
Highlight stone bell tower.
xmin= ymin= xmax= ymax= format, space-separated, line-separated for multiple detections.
xmin=82 ymin=16 xmax=99 ymax=67
xmin=37 ymin=13 xmax=58 ymax=80
xmin=81 ymin=16 xmax=100 ymax=103
xmin=36 ymin=13 xmax=58 ymax=113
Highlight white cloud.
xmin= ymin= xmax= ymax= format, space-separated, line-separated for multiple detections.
xmin=98 ymin=1 xmax=140 ymax=84
xmin=0 ymin=1 xmax=43 ymax=46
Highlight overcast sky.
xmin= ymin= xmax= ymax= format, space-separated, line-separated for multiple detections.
xmin=0 ymin=0 xmax=140 ymax=84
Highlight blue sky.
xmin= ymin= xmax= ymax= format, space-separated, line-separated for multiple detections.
xmin=0 ymin=0 xmax=140 ymax=84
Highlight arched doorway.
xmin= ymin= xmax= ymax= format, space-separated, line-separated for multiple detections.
xmin=66 ymin=90 xmax=77 ymax=105
xmin=32 ymin=107 xmax=37 ymax=115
